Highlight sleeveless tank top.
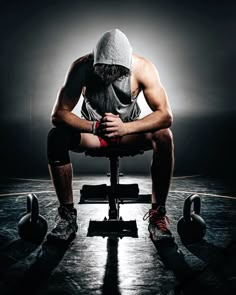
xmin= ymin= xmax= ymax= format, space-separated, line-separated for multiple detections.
xmin=81 ymin=57 xmax=141 ymax=122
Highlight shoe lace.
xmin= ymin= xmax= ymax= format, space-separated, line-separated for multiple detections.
xmin=143 ymin=209 xmax=170 ymax=232
xmin=55 ymin=207 xmax=75 ymax=225
xmin=54 ymin=216 xmax=69 ymax=229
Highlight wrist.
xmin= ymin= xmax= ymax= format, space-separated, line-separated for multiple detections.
xmin=91 ymin=121 xmax=96 ymax=134
xmin=91 ymin=121 xmax=101 ymax=135
xmin=124 ymin=121 xmax=133 ymax=135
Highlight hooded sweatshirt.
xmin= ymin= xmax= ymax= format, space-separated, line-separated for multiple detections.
xmin=81 ymin=29 xmax=141 ymax=122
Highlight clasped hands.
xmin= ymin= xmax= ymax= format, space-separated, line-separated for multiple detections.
xmin=98 ymin=112 xmax=127 ymax=138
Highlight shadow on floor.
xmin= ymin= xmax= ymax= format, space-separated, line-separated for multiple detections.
xmin=0 ymin=236 xmax=38 ymax=276
xmin=102 ymin=237 xmax=121 ymax=295
xmin=153 ymin=239 xmax=236 ymax=295
xmin=0 ymin=238 xmax=72 ymax=295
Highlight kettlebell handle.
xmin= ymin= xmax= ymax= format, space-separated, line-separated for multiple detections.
xmin=27 ymin=193 xmax=39 ymax=224
xmin=183 ymin=194 xmax=201 ymax=222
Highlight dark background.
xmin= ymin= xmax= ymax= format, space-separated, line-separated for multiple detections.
xmin=0 ymin=0 xmax=235 ymax=177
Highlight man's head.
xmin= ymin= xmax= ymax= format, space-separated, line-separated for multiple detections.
xmin=93 ymin=29 xmax=132 ymax=84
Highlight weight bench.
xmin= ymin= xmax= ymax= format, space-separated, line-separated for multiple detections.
xmin=80 ymin=147 xmax=144 ymax=237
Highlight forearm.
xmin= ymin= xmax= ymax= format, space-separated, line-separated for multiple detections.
xmin=52 ymin=110 xmax=93 ymax=133
xmin=124 ymin=110 xmax=173 ymax=135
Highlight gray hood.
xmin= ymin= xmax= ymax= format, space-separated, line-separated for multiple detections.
xmin=93 ymin=29 xmax=132 ymax=70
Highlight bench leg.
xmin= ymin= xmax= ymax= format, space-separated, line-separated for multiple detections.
xmin=108 ymin=156 xmax=119 ymax=219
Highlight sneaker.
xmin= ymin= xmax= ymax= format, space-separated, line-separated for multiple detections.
xmin=143 ymin=206 xmax=174 ymax=242
xmin=47 ymin=206 xmax=78 ymax=242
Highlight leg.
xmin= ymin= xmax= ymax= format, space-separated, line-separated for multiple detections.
xmin=119 ymin=129 xmax=174 ymax=206
xmin=47 ymin=127 xmax=101 ymax=241
xmin=47 ymin=126 xmax=81 ymax=207
xmin=48 ymin=163 xmax=73 ymax=205
xmin=148 ymin=129 xmax=174 ymax=241
xmin=47 ymin=126 xmax=83 ymax=241
xmin=119 ymin=129 xmax=175 ymax=241
xmin=150 ymin=129 xmax=174 ymax=207
xmin=47 ymin=128 xmax=100 ymax=206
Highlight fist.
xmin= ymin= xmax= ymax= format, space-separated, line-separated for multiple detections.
xmin=100 ymin=113 xmax=127 ymax=138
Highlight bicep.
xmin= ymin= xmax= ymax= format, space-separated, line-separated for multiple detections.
xmin=141 ymin=62 xmax=171 ymax=113
xmin=52 ymin=62 xmax=83 ymax=114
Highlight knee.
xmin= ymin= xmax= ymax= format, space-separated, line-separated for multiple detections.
xmin=151 ymin=129 xmax=174 ymax=151
xmin=47 ymin=126 xmax=81 ymax=153
xmin=47 ymin=127 xmax=67 ymax=149
xmin=47 ymin=127 xmax=72 ymax=166
xmin=47 ymin=126 xmax=72 ymax=155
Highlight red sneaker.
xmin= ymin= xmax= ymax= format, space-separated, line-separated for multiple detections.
xmin=143 ymin=206 xmax=174 ymax=242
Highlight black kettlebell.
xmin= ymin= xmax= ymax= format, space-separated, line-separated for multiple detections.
xmin=177 ymin=194 xmax=206 ymax=244
xmin=18 ymin=193 xmax=48 ymax=243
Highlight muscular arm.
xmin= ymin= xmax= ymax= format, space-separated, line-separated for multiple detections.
xmin=102 ymin=57 xmax=173 ymax=138
xmin=125 ymin=57 xmax=173 ymax=134
xmin=51 ymin=57 xmax=93 ymax=133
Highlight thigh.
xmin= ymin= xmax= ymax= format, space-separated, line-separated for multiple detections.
xmin=119 ymin=132 xmax=153 ymax=150
xmin=118 ymin=128 xmax=173 ymax=150
xmin=73 ymin=133 xmax=101 ymax=152
xmin=75 ymin=132 xmax=153 ymax=152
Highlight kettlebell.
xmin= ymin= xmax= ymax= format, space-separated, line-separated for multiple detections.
xmin=177 ymin=194 xmax=206 ymax=244
xmin=18 ymin=193 xmax=48 ymax=243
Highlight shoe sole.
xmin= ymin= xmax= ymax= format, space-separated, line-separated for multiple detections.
xmin=47 ymin=232 xmax=77 ymax=244
xmin=149 ymin=232 xmax=175 ymax=243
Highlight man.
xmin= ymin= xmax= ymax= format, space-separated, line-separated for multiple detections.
xmin=47 ymin=29 xmax=174 ymax=242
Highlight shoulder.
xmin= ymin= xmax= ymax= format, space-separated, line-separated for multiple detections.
xmin=68 ymin=53 xmax=93 ymax=73
xmin=131 ymin=53 xmax=161 ymax=88
xmin=132 ymin=54 xmax=158 ymax=76
xmin=64 ymin=53 xmax=93 ymax=85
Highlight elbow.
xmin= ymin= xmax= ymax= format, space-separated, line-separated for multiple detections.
xmin=51 ymin=112 xmax=61 ymax=127
xmin=51 ymin=116 xmax=58 ymax=127
xmin=164 ymin=111 xmax=173 ymax=128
